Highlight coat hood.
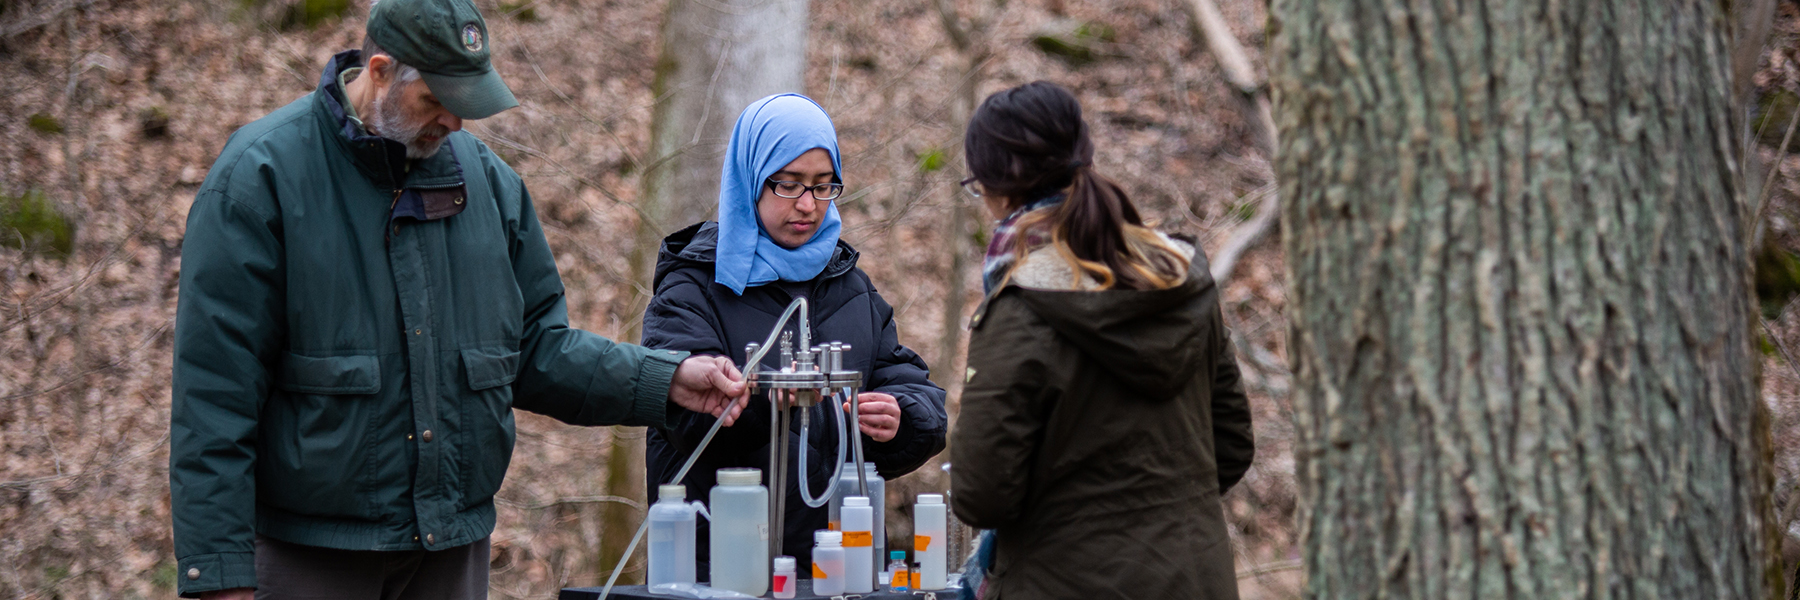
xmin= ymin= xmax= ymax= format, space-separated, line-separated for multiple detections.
xmin=979 ymin=254 xmax=1220 ymax=400
xmin=653 ymin=221 xmax=860 ymax=291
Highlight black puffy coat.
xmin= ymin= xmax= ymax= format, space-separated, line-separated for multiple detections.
xmin=642 ymin=221 xmax=948 ymax=572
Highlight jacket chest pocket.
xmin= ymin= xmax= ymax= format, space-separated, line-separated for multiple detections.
xmin=461 ymin=346 xmax=519 ymax=391
xmin=262 ymin=352 xmax=383 ymax=517
xmin=459 ymin=345 xmax=519 ymax=505
xmin=279 ymin=353 xmax=382 ymax=394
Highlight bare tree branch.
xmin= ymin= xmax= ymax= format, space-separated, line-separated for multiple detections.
xmin=494 ymin=494 xmax=646 ymax=512
xmin=1209 ymin=183 xmax=1276 ymax=285
xmin=1 ymin=0 xmax=90 ymax=39
xmin=1176 ymin=0 xmax=1274 ymax=154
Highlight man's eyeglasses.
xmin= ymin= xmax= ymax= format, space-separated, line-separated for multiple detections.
xmin=765 ymin=179 xmax=844 ymax=201
xmin=959 ymin=176 xmax=984 ymax=198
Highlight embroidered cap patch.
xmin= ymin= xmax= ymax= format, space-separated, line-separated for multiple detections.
xmin=461 ymin=23 xmax=483 ymax=52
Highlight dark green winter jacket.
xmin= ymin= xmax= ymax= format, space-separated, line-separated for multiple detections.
xmin=169 ymin=51 xmax=688 ymax=597
xmin=951 ymin=238 xmax=1254 ymax=600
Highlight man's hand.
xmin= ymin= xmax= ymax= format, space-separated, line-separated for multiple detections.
xmin=844 ymin=392 xmax=901 ymax=442
xmin=670 ymin=355 xmax=749 ymax=425
xmin=200 ymin=588 xmax=254 ymax=600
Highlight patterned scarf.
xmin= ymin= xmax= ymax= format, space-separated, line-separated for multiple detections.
xmin=980 ymin=194 xmax=1063 ymax=294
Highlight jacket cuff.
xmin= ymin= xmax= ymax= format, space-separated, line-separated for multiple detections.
xmin=634 ymin=349 xmax=689 ymax=428
xmin=176 ymin=551 xmax=255 ymax=598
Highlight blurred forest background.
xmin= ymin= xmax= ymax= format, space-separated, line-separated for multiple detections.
xmin=3 ymin=0 xmax=1800 ymax=598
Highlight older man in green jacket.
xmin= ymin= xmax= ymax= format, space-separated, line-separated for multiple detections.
xmin=169 ymin=1 xmax=746 ymax=598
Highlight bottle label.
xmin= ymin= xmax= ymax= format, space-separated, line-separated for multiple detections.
xmin=842 ymin=530 xmax=873 ymax=547
xmin=773 ymin=574 xmax=789 ymax=592
xmin=812 ymin=563 xmax=828 ymax=579
xmin=911 ymin=571 xmax=921 ymax=588
xmin=914 ymin=534 xmax=931 ymax=551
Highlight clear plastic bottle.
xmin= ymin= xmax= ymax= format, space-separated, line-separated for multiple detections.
xmin=812 ymin=530 xmax=845 ymax=596
xmin=647 ymin=484 xmax=707 ymax=587
xmin=914 ymin=493 xmax=947 ymax=590
xmin=772 ymin=556 xmax=797 ymax=599
xmin=887 ymin=550 xmax=910 ymax=592
xmin=709 ymin=468 xmax=769 ymax=597
xmin=841 ymin=496 xmax=875 ymax=593
xmin=865 ymin=463 xmax=886 ymax=565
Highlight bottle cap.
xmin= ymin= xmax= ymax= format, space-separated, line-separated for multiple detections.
xmin=716 ymin=468 xmax=763 ymax=486
xmin=844 ymin=496 xmax=869 ymax=507
xmin=658 ymin=484 xmax=686 ymax=500
xmin=891 ymin=550 xmax=906 ymax=560
xmin=816 ymin=530 xmax=843 ymax=547
xmin=774 ymin=556 xmax=796 ymax=571
xmin=917 ymin=494 xmax=943 ymax=505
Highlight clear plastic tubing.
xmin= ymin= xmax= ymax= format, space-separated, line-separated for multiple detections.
xmin=795 ymin=400 xmax=849 ymax=508
xmin=841 ymin=496 xmax=875 ymax=593
xmin=914 ymin=494 xmax=947 ymax=589
xmin=813 ymin=530 xmax=845 ymax=596
xmin=772 ymin=556 xmax=797 ymax=599
xmin=647 ymin=484 xmax=707 ymax=586
xmin=710 ymin=468 xmax=769 ymax=597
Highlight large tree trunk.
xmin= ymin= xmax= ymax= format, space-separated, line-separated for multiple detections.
xmin=607 ymin=0 xmax=811 ymax=581
xmin=1270 ymin=1 xmax=1776 ymax=597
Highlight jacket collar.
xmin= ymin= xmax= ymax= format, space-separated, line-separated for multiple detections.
xmin=312 ymin=50 xmax=465 ymax=192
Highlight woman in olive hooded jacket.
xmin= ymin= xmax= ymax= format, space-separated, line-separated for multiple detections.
xmin=949 ymin=81 xmax=1255 ymax=600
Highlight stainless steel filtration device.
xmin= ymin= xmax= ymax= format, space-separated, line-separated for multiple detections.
xmin=742 ymin=296 xmax=870 ymax=561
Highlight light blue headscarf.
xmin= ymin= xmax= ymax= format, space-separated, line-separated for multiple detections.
xmin=714 ymin=94 xmax=844 ymax=296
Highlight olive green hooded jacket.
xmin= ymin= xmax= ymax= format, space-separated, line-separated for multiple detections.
xmin=169 ymin=51 xmax=688 ymax=597
xmin=951 ymin=241 xmax=1254 ymax=600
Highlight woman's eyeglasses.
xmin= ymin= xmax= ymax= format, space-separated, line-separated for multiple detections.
xmin=959 ymin=177 xmax=984 ymax=198
xmin=765 ymin=179 xmax=845 ymax=201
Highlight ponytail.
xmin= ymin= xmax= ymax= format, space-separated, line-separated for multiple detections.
xmin=1012 ymin=166 xmax=1188 ymax=290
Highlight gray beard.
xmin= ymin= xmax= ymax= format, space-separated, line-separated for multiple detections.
xmin=372 ymin=88 xmax=449 ymax=159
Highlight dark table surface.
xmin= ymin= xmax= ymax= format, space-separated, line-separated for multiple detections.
xmin=559 ymin=581 xmax=961 ymax=600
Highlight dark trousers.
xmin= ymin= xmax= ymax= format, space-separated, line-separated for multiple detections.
xmin=253 ymin=535 xmax=489 ymax=600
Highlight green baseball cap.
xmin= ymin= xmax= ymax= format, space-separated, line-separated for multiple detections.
xmin=366 ymin=0 xmax=518 ymax=120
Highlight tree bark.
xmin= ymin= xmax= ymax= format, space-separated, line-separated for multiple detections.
xmin=1270 ymin=1 xmax=1775 ymax=597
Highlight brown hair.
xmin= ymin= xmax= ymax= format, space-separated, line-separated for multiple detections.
xmin=965 ymin=81 xmax=1188 ymax=290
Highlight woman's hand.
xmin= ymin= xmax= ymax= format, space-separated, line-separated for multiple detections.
xmin=844 ymin=392 xmax=901 ymax=442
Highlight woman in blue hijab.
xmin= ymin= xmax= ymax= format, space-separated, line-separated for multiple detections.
xmin=640 ymin=94 xmax=949 ymax=575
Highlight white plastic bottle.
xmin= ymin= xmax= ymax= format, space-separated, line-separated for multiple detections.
xmin=812 ymin=530 xmax=845 ymax=596
xmin=914 ymin=494 xmax=947 ymax=589
xmin=772 ymin=556 xmax=797 ymax=599
xmin=829 ymin=462 xmax=884 ymax=536
xmin=709 ymin=468 xmax=769 ymax=596
xmin=647 ymin=484 xmax=707 ymax=586
xmin=841 ymin=496 xmax=875 ymax=593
